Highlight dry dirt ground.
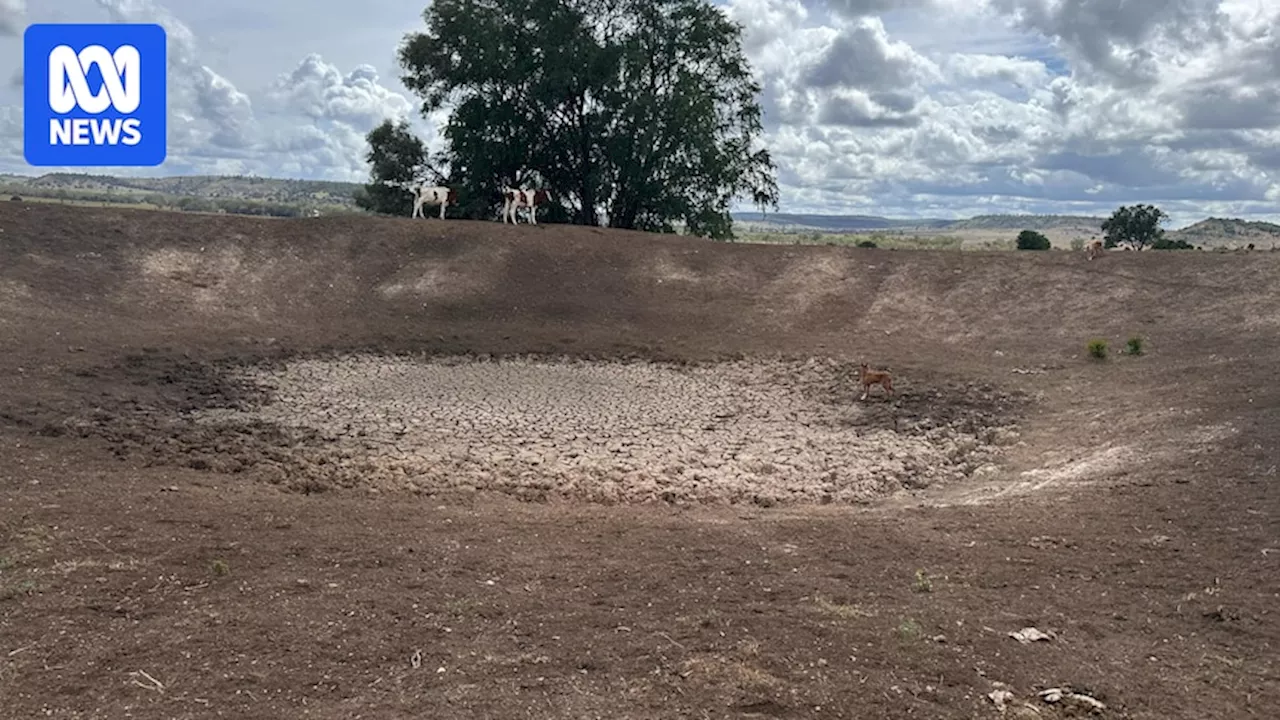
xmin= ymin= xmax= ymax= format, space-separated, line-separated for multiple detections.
xmin=1 ymin=202 xmax=1278 ymax=719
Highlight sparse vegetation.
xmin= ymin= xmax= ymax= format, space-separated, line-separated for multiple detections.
xmin=1015 ymin=229 xmax=1051 ymax=250
xmin=913 ymin=569 xmax=933 ymax=593
xmin=0 ymin=580 xmax=36 ymax=601
xmin=856 ymin=239 xmax=877 ymax=248
xmin=896 ymin=618 xmax=924 ymax=640
xmin=1088 ymin=339 xmax=1109 ymax=360
xmin=813 ymin=595 xmax=875 ymax=619
xmin=212 ymin=559 xmax=229 ymax=576
xmin=1127 ymin=336 xmax=1145 ymax=356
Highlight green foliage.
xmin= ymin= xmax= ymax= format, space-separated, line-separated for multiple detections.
xmin=396 ymin=0 xmax=779 ymax=238
xmin=1151 ymin=237 xmax=1194 ymax=250
xmin=1101 ymin=204 xmax=1168 ymax=250
xmin=1126 ymin=336 xmax=1144 ymax=356
xmin=1015 ymin=229 xmax=1051 ymax=250
xmin=856 ymin=239 xmax=877 ymax=248
xmin=354 ymin=119 xmax=431 ymax=216
xmin=1087 ymin=339 xmax=1108 ymax=360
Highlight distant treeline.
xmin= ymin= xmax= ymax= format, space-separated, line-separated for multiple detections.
xmin=2 ymin=185 xmax=356 ymax=218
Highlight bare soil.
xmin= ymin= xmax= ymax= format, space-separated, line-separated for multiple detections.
xmin=1 ymin=202 xmax=1278 ymax=719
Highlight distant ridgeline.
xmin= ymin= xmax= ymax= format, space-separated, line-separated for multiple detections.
xmin=2 ymin=173 xmax=1277 ymax=247
xmin=0 ymin=172 xmax=365 ymax=218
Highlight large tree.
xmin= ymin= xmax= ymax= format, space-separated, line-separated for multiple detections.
xmin=354 ymin=118 xmax=433 ymax=216
xmin=1101 ymin=204 xmax=1168 ymax=250
xmin=396 ymin=0 xmax=779 ymax=238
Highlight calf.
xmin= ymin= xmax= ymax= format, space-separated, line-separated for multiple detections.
xmin=1084 ymin=239 xmax=1104 ymax=261
xmin=381 ymin=180 xmax=455 ymax=219
xmin=502 ymin=188 xmax=550 ymax=224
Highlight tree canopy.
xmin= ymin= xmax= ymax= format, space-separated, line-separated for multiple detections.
xmin=354 ymin=119 xmax=432 ymax=216
xmin=394 ymin=0 xmax=779 ymax=238
xmin=1015 ymin=229 xmax=1051 ymax=250
xmin=1101 ymin=204 xmax=1168 ymax=250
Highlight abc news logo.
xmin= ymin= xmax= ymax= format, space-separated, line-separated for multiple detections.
xmin=24 ymin=23 xmax=167 ymax=167
xmin=48 ymin=44 xmax=143 ymax=146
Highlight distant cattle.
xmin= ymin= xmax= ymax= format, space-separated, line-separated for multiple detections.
xmin=502 ymin=188 xmax=550 ymax=224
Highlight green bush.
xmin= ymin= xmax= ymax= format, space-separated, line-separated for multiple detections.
xmin=1151 ymin=237 xmax=1194 ymax=250
xmin=1087 ymin=339 xmax=1108 ymax=360
xmin=1126 ymin=336 xmax=1144 ymax=356
xmin=856 ymin=239 xmax=877 ymax=248
xmin=1016 ymin=229 xmax=1051 ymax=250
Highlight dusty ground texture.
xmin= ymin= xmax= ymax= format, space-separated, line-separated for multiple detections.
xmin=1 ymin=202 xmax=1279 ymax=719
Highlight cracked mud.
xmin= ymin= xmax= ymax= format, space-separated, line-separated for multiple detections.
xmin=63 ymin=353 xmax=1024 ymax=504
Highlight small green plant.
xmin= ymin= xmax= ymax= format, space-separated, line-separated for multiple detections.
xmin=896 ymin=618 xmax=923 ymax=640
xmin=1087 ymin=339 xmax=1108 ymax=360
xmin=1070 ymin=238 xmax=1086 ymax=252
xmin=1126 ymin=336 xmax=1144 ymax=356
xmin=0 ymin=580 xmax=36 ymax=601
xmin=211 ymin=559 xmax=229 ymax=576
xmin=913 ymin=569 xmax=933 ymax=593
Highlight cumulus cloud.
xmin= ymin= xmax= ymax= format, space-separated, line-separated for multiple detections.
xmin=266 ymin=54 xmax=414 ymax=128
xmin=0 ymin=0 xmax=1276 ymax=223
xmin=717 ymin=0 xmax=1280 ymax=222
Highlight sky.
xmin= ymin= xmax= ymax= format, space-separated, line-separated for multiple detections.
xmin=1 ymin=0 xmax=1278 ymax=226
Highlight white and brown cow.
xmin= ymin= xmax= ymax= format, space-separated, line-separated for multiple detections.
xmin=501 ymin=188 xmax=550 ymax=224
xmin=381 ymin=180 xmax=456 ymax=219
xmin=410 ymin=185 xmax=457 ymax=219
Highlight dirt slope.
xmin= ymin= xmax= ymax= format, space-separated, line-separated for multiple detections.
xmin=2 ymin=202 xmax=1274 ymax=362
xmin=2 ymin=202 xmax=1279 ymax=719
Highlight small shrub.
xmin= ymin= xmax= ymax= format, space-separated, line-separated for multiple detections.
xmin=1087 ymin=339 xmax=1108 ymax=360
xmin=1016 ymin=229 xmax=1051 ymax=250
xmin=1126 ymin=336 xmax=1144 ymax=355
xmin=856 ymin=239 xmax=877 ymax=248
xmin=211 ymin=559 xmax=229 ymax=576
xmin=913 ymin=569 xmax=932 ymax=593
xmin=1070 ymin=238 xmax=1085 ymax=252
xmin=896 ymin=619 xmax=923 ymax=640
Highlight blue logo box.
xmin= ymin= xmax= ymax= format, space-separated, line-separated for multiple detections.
xmin=24 ymin=23 xmax=167 ymax=167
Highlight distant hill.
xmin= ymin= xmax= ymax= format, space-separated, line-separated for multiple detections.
xmin=730 ymin=212 xmax=1108 ymax=233
xmin=943 ymin=214 xmax=1106 ymax=231
xmin=0 ymin=172 xmax=363 ymax=217
xmin=730 ymin=212 xmax=951 ymax=231
xmin=1168 ymin=217 xmax=1280 ymax=248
